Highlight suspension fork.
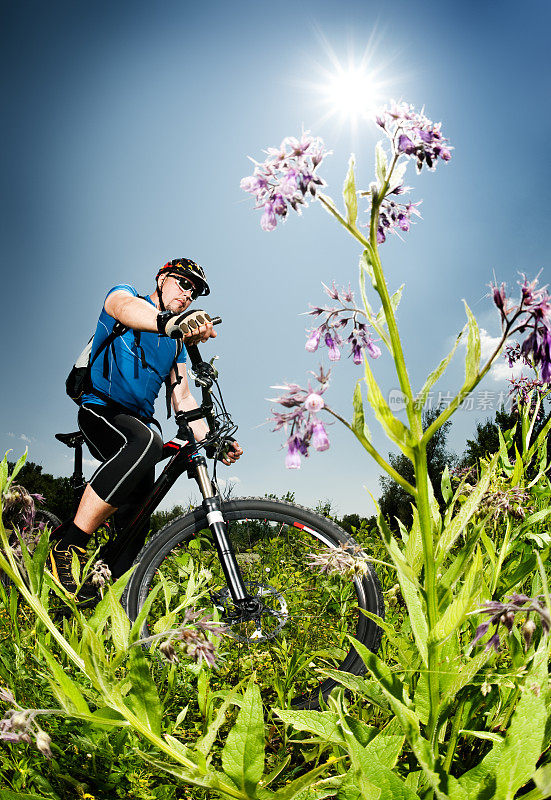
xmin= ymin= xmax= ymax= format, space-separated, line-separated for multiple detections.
xmin=193 ymin=456 xmax=252 ymax=606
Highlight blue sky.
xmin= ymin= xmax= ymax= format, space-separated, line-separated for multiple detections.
xmin=2 ymin=0 xmax=550 ymax=516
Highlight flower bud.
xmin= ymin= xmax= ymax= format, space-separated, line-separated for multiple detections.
xmin=35 ymin=730 xmax=52 ymax=758
xmin=522 ymin=618 xmax=537 ymax=648
xmin=304 ymin=393 xmax=324 ymax=412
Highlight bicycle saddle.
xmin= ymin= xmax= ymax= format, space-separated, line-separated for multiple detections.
xmin=55 ymin=431 xmax=84 ymax=448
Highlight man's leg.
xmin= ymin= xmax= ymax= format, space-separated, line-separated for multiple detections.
xmin=50 ymin=405 xmax=162 ymax=593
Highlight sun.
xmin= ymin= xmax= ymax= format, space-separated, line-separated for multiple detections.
xmin=294 ymin=29 xmax=402 ymax=138
xmin=324 ymin=64 xmax=382 ymax=123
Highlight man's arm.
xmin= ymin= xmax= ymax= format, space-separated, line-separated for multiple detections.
xmin=171 ymin=362 xmax=210 ymax=442
xmin=105 ymin=290 xmax=160 ymax=332
xmin=104 ymin=290 xmax=215 ymax=344
xmin=170 ymin=362 xmax=243 ymax=465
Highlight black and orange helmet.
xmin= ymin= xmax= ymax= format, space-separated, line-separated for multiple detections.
xmin=156 ymin=258 xmax=210 ymax=297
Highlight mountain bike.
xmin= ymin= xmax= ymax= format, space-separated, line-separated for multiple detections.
xmin=53 ymin=335 xmax=384 ymax=708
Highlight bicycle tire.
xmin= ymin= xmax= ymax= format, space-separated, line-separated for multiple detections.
xmin=124 ymin=497 xmax=384 ymax=708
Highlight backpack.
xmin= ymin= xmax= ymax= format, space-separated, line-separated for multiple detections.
xmin=66 ymin=320 xmax=183 ymax=418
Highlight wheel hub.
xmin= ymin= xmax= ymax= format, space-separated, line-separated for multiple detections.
xmin=211 ymin=581 xmax=288 ymax=643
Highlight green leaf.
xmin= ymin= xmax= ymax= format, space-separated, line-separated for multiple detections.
xmin=377 ymin=514 xmax=428 ymax=666
xmin=340 ymin=716 xmax=418 ymax=799
xmin=88 ymin=567 xmax=135 ymax=634
xmin=431 ymin=546 xmax=482 ymax=644
xmin=364 ymin=360 xmax=413 ymax=458
xmin=374 ymin=284 xmax=404 ymax=331
xmin=387 ymin=160 xmax=407 ymax=194
xmin=375 ymin=141 xmax=388 ymax=186
xmin=441 ymin=466 xmax=452 ymax=505
xmin=125 ymin=645 xmax=162 ymax=737
xmin=107 ymin=586 xmax=131 ymax=652
xmin=0 ymin=792 xmax=49 ymax=800
xmin=38 ymin=644 xmax=90 ymax=715
xmin=338 ymin=770 xmax=381 ymax=800
xmin=361 ymin=611 xmax=417 ymax=672
xmin=317 ymin=669 xmax=391 ymax=712
xmin=458 ymin=742 xmax=503 ymax=796
xmin=352 ymin=381 xmax=371 ymax=443
xmin=437 ymin=454 xmax=497 ymax=560
xmin=463 ymin=301 xmax=481 ymax=386
xmin=196 ymin=688 xmax=242 ymax=756
xmin=127 ymin=581 xmax=164 ymax=644
xmin=5 ymin=449 xmax=28 ymax=491
xmin=441 ymin=648 xmax=490 ymax=710
xmin=415 ymin=330 xmax=464 ymax=413
xmin=274 ymin=709 xmax=345 ymax=745
xmin=271 ymin=760 xmax=340 ymax=800
xmin=221 ymin=679 xmax=265 ymax=796
xmin=459 ymin=730 xmax=504 ymax=743
xmin=0 ymin=453 xmax=8 ymax=494
xmin=343 ymin=155 xmax=358 ymax=227
xmin=404 ymin=507 xmax=424 ymax=578
xmin=364 ymin=733 xmax=405 ymax=769
xmin=495 ymin=639 xmax=548 ymax=800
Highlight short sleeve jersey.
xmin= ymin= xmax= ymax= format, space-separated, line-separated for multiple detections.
xmin=81 ymin=284 xmax=187 ymax=418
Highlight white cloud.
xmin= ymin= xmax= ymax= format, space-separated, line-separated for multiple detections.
xmin=19 ymin=434 xmax=32 ymax=444
xmin=216 ymin=476 xmax=242 ymax=491
xmin=6 ymin=432 xmax=15 ymax=438
xmin=83 ymin=458 xmax=101 ymax=468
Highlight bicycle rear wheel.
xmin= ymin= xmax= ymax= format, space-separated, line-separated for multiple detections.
xmin=124 ymin=497 xmax=384 ymax=708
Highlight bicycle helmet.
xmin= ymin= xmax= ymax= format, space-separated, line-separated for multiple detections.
xmin=156 ymin=258 xmax=210 ymax=297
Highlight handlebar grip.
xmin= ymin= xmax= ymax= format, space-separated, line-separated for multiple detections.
xmin=211 ymin=316 xmax=222 ymax=325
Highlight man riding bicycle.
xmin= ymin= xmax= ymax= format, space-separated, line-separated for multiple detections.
xmin=50 ymin=258 xmax=243 ymax=595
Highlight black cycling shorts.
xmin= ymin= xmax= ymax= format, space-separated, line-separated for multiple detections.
xmin=78 ymin=404 xmax=163 ymax=508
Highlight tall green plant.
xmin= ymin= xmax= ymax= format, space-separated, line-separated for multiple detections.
xmin=241 ymin=102 xmax=551 ymax=797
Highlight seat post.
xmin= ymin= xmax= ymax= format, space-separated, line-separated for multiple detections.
xmin=72 ymin=441 xmax=84 ymax=491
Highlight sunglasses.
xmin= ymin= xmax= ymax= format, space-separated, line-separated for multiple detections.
xmin=173 ymin=275 xmax=198 ymax=300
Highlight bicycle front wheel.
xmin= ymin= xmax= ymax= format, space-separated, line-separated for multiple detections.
xmin=124 ymin=497 xmax=384 ymax=707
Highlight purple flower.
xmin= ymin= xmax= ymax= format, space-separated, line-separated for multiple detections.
xmin=369 ymin=193 xmax=422 ymax=244
xmin=325 ymin=333 xmax=341 ymax=361
xmin=260 ymin=203 xmax=277 ymax=232
xmin=305 ymin=328 xmax=322 ymax=352
xmin=311 ymin=420 xmax=330 ymax=452
xmin=375 ymin=101 xmax=453 ymax=174
xmin=241 ymin=131 xmax=330 ymax=231
xmin=285 ymin=437 xmax=303 ymax=469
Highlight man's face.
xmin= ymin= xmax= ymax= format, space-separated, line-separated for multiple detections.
xmin=162 ymin=274 xmax=198 ymax=313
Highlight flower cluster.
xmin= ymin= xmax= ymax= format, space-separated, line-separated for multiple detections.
xmin=269 ymin=367 xmax=331 ymax=469
xmin=480 ymin=486 xmax=532 ymax=521
xmin=89 ymin=560 xmax=112 ymax=588
xmin=0 ymin=688 xmax=52 ymax=758
xmin=134 ymin=609 xmax=225 ymax=668
xmin=471 ymin=594 xmax=550 ymax=652
xmin=492 ymin=275 xmax=551 ymax=383
xmin=307 ymin=543 xmax=369 ymax=577
xmin=375 ymin=100 xmax=453 ymax=172
xmin=375 ymin=190 xmax=422 ymax=244
xmin=240 ymin=132 xmax=330 ymax=231
xmin=2 ymin=485 xmax=43 ymax=533
xmin=306 ymin=283 xmax=381 ymax=364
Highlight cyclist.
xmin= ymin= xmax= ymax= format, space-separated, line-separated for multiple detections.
xmin=50 ymin=258 xmax=243 ymax=595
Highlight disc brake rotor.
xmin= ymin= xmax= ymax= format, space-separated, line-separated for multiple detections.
xmin=212 ymin=581 xmax=288 ymax=643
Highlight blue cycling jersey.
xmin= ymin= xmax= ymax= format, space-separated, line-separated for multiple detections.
xmin=81 ymin=284 xmax=187 ymax=418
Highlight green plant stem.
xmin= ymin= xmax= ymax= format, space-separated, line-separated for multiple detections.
xmin=491 ymin=519 xmax=511 ymax=595
xmin=412 ymin=444 xmax=440 ymax=750
xmin=0 ymin=525 xmax=85 ymax=672
xmin=325 ymin=407 xmax=417 ymax=497
xmin=442 ymin=695 xmax=472 ymax=773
